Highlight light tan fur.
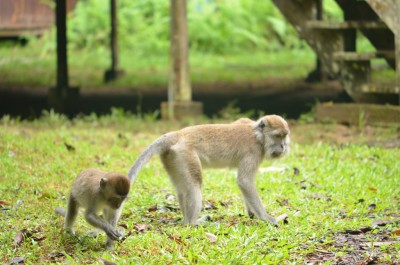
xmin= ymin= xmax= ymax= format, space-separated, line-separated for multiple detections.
xmin=54 ymin=168 xmax=130 ymax=249
xmin=128 ymin=115 xmax=290 ymax=226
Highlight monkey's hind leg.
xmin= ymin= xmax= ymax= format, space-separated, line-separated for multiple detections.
xmin=64 ymin=195 xmax=79 ymax=234
xmin=161 ymin=150 xmax=203 ymax=225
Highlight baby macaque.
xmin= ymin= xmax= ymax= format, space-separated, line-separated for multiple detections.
xmin=55 ymin=168 xmax=130 ymax=248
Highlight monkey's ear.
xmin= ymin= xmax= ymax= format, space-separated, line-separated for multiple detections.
xmin=100 ymin=178 xmax=108 ymax=189
xmin=257 ymin=120 xmax=266 ymax=129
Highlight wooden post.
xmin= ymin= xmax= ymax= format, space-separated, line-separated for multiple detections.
xmin=48 ymin=0 xmax=79 ymax=115
xmin=306 ymin=0 xmax=325 ymax=82
xmin=56 ymin=0 xmax=68 ymax=90
xmin=104 ymin=0 xmax=123 ymax=82
xmin=161 ymin=0 xmax=202 ymax=119
xmin=396 ymin=35 xmax=400 ymax=105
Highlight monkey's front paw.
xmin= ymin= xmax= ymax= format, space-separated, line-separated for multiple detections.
xmin=265 ymin=216 xmax=279 ymax=227
xmin=106 ymin=228 xmax=123 ymax=241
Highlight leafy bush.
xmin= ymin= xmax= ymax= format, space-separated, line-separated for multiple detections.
xmin=66 ymin=0 xmax=300 ymax=55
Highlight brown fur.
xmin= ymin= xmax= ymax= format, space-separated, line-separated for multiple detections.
xmin=55 ymin=168 xmax=130 ymax=249
xmin=128 ymin=115 xmax=290 ymax=226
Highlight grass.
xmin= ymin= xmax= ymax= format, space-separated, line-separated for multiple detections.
xmin=1 ymin=38 xmax=396 ymax=92
xmin=0 ymin=41 xmax=315 ymax=89
xmin=1 ymin=113 xmax=399 ymax=264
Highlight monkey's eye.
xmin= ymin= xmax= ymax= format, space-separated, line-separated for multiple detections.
xmin=272 ymin=134 xmax=282 ymax=139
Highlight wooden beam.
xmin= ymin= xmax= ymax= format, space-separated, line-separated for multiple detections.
xmin=104 ymin=0 xmax=123 ymax=82
xmin=316 ymin=103 xmax=400 ymax=126
xmin=55 ymin=0 xmax=69 ymax=90
xmin=48 ymin=0 xmax=79 ymax=115
xmin=161 ymin=0 xmax=202 ymax=119
xmin=396 ymin=36 xmax=400 ymax=105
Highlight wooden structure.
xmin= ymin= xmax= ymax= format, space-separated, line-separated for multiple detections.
xmin=316 ymin=103 xmax=400 ymax=126
xmin=272 ymin=0 xmax=400 ymax=105
xmin=161 ymin=0 xmax=203 ymax=119
xmin=0 ymin=0 xmax=76 ymax=37
xmin=1 ymin=0 xmax=202 ymax=118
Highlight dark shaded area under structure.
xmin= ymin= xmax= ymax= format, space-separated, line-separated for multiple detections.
xmin=0 ymin=80 xmax=349 ymax=119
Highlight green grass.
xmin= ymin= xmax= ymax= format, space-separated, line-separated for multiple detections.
xmin=0 ymin=43 xmax=315 ymax=89
xmin=1 ymin=113 xmax=399 ymax=264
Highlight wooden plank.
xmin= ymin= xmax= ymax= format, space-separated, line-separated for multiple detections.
xmin=366 ymin=0 xmax=400 ymax=34
xmin=316 ymin=103 xmax=400 ymax=126
xmin=0 ymin=27 xmax=47 ymax=37
xmin=360 ymin=83 xmax=399 ymax=94
xmin=333 ymin=51 xmax=395 ymax=61
xmin=367 ymin=0 xmax=400 ymax=103
xmin=272 ymin=0 xmax=343 ymax=76
xmin=306 ymin=20 xmax=387 ymax=30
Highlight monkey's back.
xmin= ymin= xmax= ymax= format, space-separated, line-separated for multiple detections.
xmin=176 ymin=123 xmax=263 ymax=167
xmin=70 ymin=168 xmax=104 ymax=209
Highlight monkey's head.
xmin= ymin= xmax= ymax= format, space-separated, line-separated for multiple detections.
xmin=100 ymin=173 xmax=130 ymax=209
xmin=254 ymin=115 xmax=290 ymax=159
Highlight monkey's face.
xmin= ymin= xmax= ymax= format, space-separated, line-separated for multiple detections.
xmin=107 ymin=196 xmax=127 ymax=209
xmin=265 ymin=131 xmax=290 ymax=158
xmin=254 ymin=115 xmax=290 ymax=159
xmin=100 ymin=174 xmax=130 ymax=209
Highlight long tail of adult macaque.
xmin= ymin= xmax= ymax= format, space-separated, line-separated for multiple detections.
xmin=54 ymin=206 xmax=67 ymax=217
xmin=128 ymin=132 xmax=177 ymax=182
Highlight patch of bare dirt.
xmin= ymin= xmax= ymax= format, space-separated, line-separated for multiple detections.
xmin=290 ymin=122 xmax=400 ymax=148
xmin=304 ymin=223 xmax=400 ymax=264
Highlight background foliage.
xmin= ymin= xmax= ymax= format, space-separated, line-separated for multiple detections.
xmin=67 ymin=0 xmax=297 ymax=55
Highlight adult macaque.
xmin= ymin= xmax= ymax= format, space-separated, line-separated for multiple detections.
xmin=128 ymin=115 xmax=290 ymax=226
xmin=55 ymin=169 xmax=130 ymax=248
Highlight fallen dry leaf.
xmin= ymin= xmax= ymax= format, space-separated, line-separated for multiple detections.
xmin=9 ymin=257 xmax=24 ymax=264
xmin=276 ymin=199 xmax=289 ymax=206
xmin=205 ymin=200 xmax=218 ymax=210
xmin=225 ymin=221 xmax=239 ymax=227
xmin=306 ymin=194 xmax=324 ymax=200
xmin=0 ymin=200 xmax=10 ymax=206
xmin=167 ymin=234 xmax=187 ymax=246
xmin=13 ymin=229 xmax=29 ymax=247
xmin=134 ymin=224 xmax=150 ymax=233
xmin=47 ymin=252 xmax=65 ymax=262
xmin=368 ymin=187 xmax=377 ymax=192
xmin=361 ymin=241 xmax=397 ymax=247
xmin=148 ymin=205 xmax=158 ymax=212
xmin=219 ymin=200 xmax=232 ymax=207
xmin=372 ymin=220 xmax=393 ymax=227
xmin=205 ymin=232 xmax=217 ymax=243
xmin=165 ymin=194 xmax=176 ymax=204
xmin=344 ymin=227 xmax=372 ymax=235
xmin=276 ymin=213 xmax=289 ymax=224
xmin=391 ymin=229 xmax=400 ymax=235
xmin=99 ymin=258 xmax=118 ymax=265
